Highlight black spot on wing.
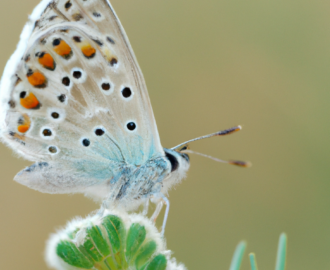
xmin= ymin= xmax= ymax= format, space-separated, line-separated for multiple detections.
xmin=65 ymin=1 xmax=72 ymax=9
xmin=107 ymin=37 xmax=115 ymax=44
xmin=110 ymin=58 xmax=118 ymax=66
xmin=24 ymin=162 xmax=49 ymax=172
xmin=93 ymin=12 xmax=101 ymax=18
xmin=101 ymin=83 xmax=110 ymax=90
xmin=8 ymin=100 xmax=15 ymax=108
xmin=58 ymin=94 xmax=66 ymax=103
xmin=73 ymin=36 xmax=82 ymax=42
xmin=48 ymin=15 xmax=58 ymax=21
xmin=92 ymin=39 xmax=103 ymax=46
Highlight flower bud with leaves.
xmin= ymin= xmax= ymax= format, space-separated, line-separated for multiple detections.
xmin=46 ymin=210 xmax=186 ymax=270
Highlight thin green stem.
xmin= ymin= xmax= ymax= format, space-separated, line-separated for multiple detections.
xmin=229 ymin=241 xmax=246 ymax=270
xmin=249 ymin=253 xmax=259 ymax=270
xmin=104 ymin=260 xmax=113 ymax=270
xmin=275 ymin=233 xmax=287 ymax=270
xmin=105 ymin=255 xmax=120 ymax=270
xmin=93 ymin=261 xmax=110 ymax=270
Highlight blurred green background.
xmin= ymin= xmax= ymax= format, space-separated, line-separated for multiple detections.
xmin=0 ymin=0 xmax=330 ymax=269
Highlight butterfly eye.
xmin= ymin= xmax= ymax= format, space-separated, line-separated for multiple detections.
xmin=62 ymin=77 xmax=70 ymax=86
xmin=122 ymin=87 xmax=132 ymax=98
xmin=165 ymin=152 xmax=179 ymax=172
xmin=82 ymin=138 xmax=90 ymax=147
xmin=126 ymin=122 xmax=136 ymax=131
xmin=95 ymin=128 xmax=105 ymax=136
xmin=48 ymin=146 xmax=58 ymax=154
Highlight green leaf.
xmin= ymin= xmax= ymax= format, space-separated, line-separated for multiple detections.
xmin=86 ymin=226 xmax=110 ymax=257
xmin=86 ymin=225 xmax=110 ymax=257
xmin=126 ymin=223 xmax=147 ymax=263
xmin=145 ymin=254 xmax=167 ymax=270
xmin=79 ymin=232 xmax=103 ymax=262
xmin=56 ymin=240 xmax=94 ymax=269
xmin=102 ymin=215 xmax=126 ymax=254
xmin=135 ymin=241 xmax=157 ymax=270
xmin=102 ymin=215 xmax=127 ymax=269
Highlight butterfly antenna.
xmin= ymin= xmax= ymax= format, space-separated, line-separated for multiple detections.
xmin=182 ymin=149 xmax=251 ymax=168
xmin=171 ymin=125 xmax=242 ymax=151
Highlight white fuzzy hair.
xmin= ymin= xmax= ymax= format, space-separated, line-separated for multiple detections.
xmin=45 ymin=209 xmax=186 ymax=270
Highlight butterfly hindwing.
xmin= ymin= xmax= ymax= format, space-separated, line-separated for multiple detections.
xmin=0 ymin=0 xmax=164 ymax=196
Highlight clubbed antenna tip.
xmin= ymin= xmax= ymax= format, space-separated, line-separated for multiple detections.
xmin=229 ymin=160 xmax=252 ymax=168
xmin=216 ymin=125 xmax=242 ymax=136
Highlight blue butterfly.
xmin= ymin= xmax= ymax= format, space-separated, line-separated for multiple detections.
xmin=0 ymin=0 xmax=248 ymax=235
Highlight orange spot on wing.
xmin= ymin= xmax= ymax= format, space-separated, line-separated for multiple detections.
xmin=17 ymin=114 xmax=31 ymax=133
xmin=27 ymin=70 xmax=47 ymax=88
xmin=81 ymin=44 xmax=96 ymax=58
xmin=20 ymin=93 xmax=40 ymax=109
xmin=18 ymin=125 xmax=30 ymax=133
xmin=38 ymin=53 xmax=56 ymax=70
xmin=53 ymin=40 xmax=72 ymax=58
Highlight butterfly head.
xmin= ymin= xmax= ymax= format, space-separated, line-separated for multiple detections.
xmin=162 ymin=147 xmax=190 ymax=193
xmin=165 ymin=146 xmax=190 ymax=171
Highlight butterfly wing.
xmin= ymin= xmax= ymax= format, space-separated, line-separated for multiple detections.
xmin=0 ymin=0 xmax=164 ymax=197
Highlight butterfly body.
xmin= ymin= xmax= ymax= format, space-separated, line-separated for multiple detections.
xmin=0 ymin=0 xmax=190 ymax=211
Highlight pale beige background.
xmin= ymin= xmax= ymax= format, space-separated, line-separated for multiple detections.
xmin=0 ymin=0 xmax=330 ymax=269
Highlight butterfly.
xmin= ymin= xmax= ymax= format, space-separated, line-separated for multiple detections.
xmin=0 ymin=0 xmax=248 ymax=235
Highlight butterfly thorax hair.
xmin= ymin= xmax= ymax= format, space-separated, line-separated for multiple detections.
xmin=84 ymin=148 xmax=190 ymax=211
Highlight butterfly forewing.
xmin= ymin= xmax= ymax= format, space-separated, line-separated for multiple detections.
xmin=0 ymin=0 xmax=164 ymax=194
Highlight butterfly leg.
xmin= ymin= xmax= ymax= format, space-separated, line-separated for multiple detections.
xmin=151 ymin=199 xmax=164 ymax=222
xmin=160 ymin=195 xmax=170 ymax=236
xmin=142 ymin=199 xmax=150 ymax=216
xmin=150 ymin=194 xmax=170 ymax=236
